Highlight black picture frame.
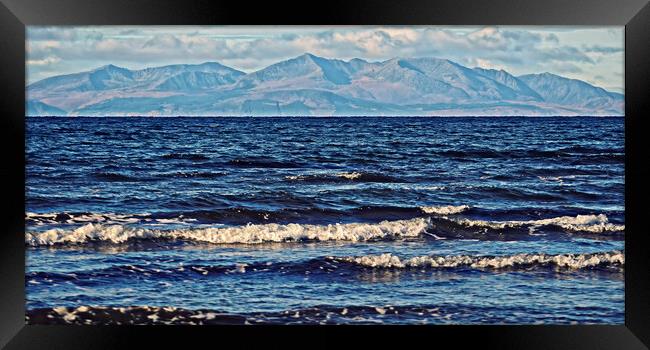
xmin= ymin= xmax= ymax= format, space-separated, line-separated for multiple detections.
xmin=1 ymin=0 xmax=649 ymax=348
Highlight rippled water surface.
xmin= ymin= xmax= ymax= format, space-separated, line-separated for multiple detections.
xmin=26 ymin=117 xmax=624 ymax=324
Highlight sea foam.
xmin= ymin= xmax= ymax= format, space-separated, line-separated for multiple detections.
xmin=330 ymin=251 xmax=624 ymax=270
xmin=25 ymin=211 xmax=623 ymax=246
xmin=26 ymin=212 xmax=151 ymax=225
xmin=451 ymin=214 xmax=624 ymax=233
xmin=26 ymin=217 xmax=431 ymax=246
xmin=284 ymin=171 xmax=401 ymax=183
xmin=420 ymin=205 xmax=469 ymax=215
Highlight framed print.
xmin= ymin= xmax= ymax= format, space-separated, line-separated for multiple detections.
xmin=1 ymin=0 xmax=649 ymax=348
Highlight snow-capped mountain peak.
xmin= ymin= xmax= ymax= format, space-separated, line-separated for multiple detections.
xmin=26 ymin=55 xmax=624 ymax=116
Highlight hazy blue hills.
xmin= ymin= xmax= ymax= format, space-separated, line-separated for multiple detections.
xmin=27 ymin=53 xmax=623 ymax=116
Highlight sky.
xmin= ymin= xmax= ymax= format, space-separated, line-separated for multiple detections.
xmin=26 ymin=26 xmax=624 ymax=93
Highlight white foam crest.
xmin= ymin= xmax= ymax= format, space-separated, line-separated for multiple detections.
xmin=331 ymin=251 xmax=624 ymax=270
xmin=285 ymin=171 xmax=363 ymax=181
xmin=25 ymin=211 xmax=200 ymax=226
xmin=336 ymin=172 xmax=363 ymax=180
xmin=416 ymin=185 xmax=446 ymax=191
xmin=26 ymin=217 xmax=431 ymax=246
xmin=452 ymin=214 xmax=624 ymax=233
xmin=420 ymin=205 xmax=469 ymax=215
xmin=26 ymin=212 xmax=149 ymax=225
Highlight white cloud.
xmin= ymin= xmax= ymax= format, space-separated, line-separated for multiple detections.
xmin=27 ymin=56 xmax=61 ymax=66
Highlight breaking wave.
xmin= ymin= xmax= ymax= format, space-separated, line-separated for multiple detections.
xmin=25 ymin=211 xmax=624 ymax=246
xmin=330 ymin=251 xmax=624 ymax=270
xmin=26 ymin=217 xmax=430 ymax=246
xmin=420 ymin=205 xmax=469 ymax=215
xmin=27 ymin=250 xmax=624 ymax=286
xmin=450 ymin=214 xmax=624 ymax=233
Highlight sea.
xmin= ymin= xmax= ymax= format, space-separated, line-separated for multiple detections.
xmin=25 ymin=116 xmax=625 ymax=325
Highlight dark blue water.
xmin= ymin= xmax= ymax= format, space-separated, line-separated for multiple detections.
xmin=25 ymin=117 xmax=625 ymax=324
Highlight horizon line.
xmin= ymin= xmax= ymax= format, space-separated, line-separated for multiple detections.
xmin=25 ymin=115 xmax=627 ymax=118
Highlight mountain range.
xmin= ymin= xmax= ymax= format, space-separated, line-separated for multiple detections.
xmin=26 ymin=53 xmax=624 ymax=116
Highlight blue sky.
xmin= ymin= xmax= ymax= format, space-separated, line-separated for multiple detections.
xmin=27 ymin=26 xmax=624 ymax=93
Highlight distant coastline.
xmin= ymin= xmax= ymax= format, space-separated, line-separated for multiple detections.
xmin=27 ymin=54 xmax=624 ymax=117
xmin=25 ymin=115 xmax=626 ymax=118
